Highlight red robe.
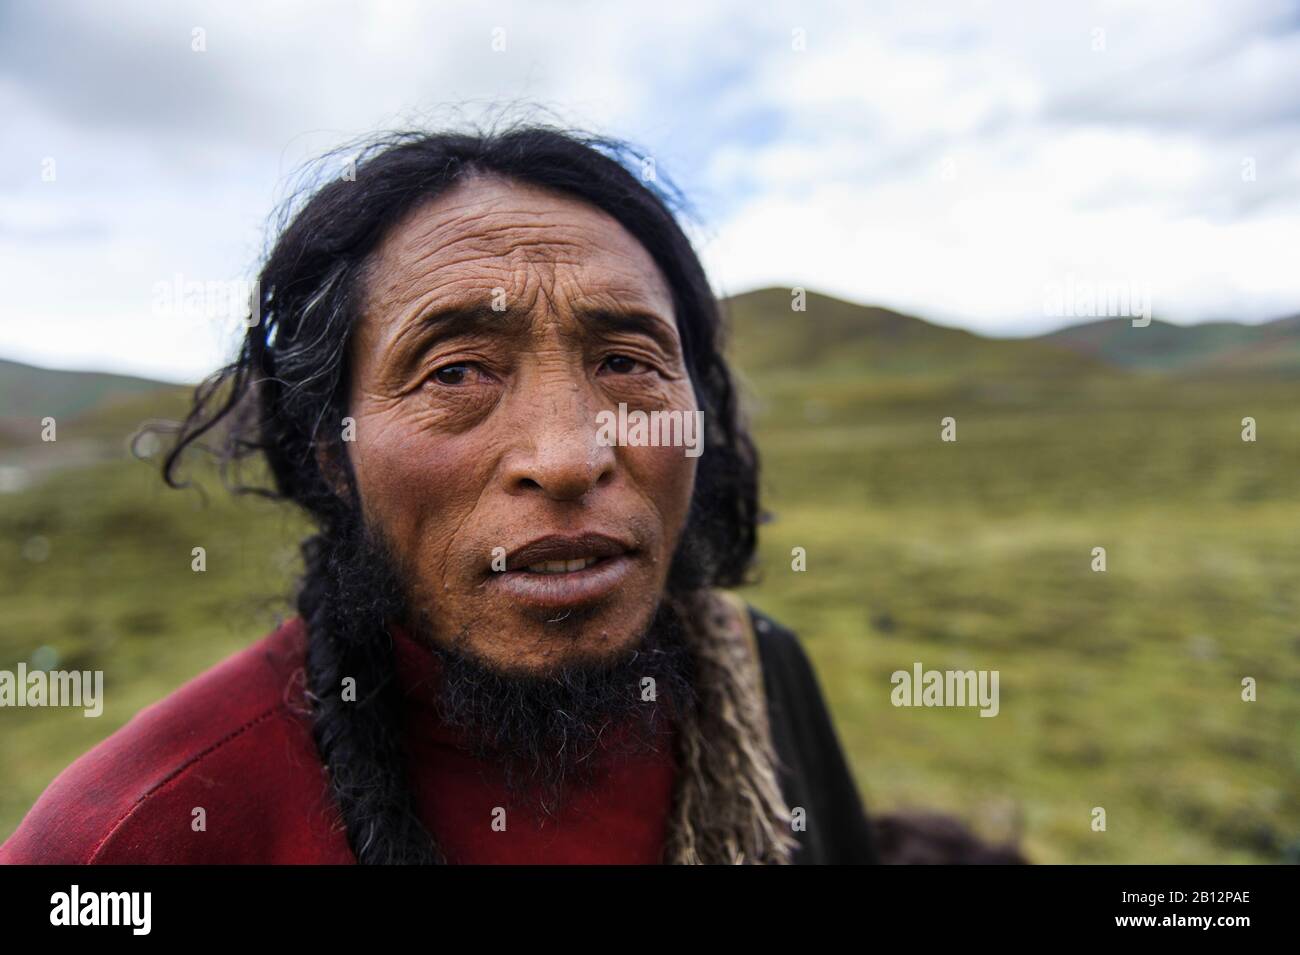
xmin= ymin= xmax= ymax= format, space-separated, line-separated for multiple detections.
xmin=0 ymin=618 xmax=677 ymax=864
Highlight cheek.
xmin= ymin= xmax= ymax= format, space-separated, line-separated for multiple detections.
xmin=349 ymin=409 xmax=488 ymax=574
xmin=623 ymin=442 xmax=698 ymax=545
xmin=619 ymin=380 xmax=702 ymax=547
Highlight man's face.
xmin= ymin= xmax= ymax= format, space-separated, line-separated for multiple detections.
xmin=345 ymin=174 xmax=699 ymax=675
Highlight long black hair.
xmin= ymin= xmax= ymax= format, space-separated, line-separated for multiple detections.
xmin=160 ymin=121 xmax=760 ymax=863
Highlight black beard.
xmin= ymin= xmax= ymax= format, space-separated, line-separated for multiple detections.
xmin=329 ymin=512 xmax=698 ymax=817
xmin=418 ymin=601 xmax=697 ymax=815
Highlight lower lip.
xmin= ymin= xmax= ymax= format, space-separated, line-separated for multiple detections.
xmin=489 ymin=555 xmax=635 ymax=612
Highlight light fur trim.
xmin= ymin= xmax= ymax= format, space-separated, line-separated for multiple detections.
xmin=662 ymin=590 xmax=798 ymax=865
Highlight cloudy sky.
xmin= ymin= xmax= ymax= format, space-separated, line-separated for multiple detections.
xmin=2 ymin=0 xmax=1298 ymax=382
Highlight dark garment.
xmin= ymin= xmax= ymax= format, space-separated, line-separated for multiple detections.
xmin=749 ymin=606 xmax=880 ymax=864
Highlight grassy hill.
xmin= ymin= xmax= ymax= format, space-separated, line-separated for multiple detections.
xmin=723 ymin=288 xmax=1116 ymax=380
xmin=0 ymin=359 xmax=183 ymax=447
xmin=1 ymin=296 xmax=1297 ymax=863
xmin=0 ymin=359 xmax=191 ymax=492
xmin=725 ymin=286 xmax=1300 ymax=378
xmin=1036 ymin=313 xmax=1300 ymax=376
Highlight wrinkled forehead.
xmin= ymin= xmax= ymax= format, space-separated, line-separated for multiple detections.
xmin=359 ymin=173 xmax=678 ymax=339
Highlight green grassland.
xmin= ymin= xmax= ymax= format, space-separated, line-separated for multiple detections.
xmin=739 ymin=367 xmax=1299 ymax=863
xmin=2 ymin=294 xmax=1297 ymax=862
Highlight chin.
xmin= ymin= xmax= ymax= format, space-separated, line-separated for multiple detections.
xmin=453 ymin=593 xmax=661 ymax=675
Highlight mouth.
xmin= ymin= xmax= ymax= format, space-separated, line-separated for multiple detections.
xmin=489 ymin=533 xmax=638 ymax=612
xmin=522 ymin=556 xmax=604 ymax=574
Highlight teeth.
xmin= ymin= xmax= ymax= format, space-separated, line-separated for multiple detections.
xmin=525 ymin=557 xmax=599 ymax=574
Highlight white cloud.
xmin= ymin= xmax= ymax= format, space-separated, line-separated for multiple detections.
xmin=1 ymin=0 xmax=1298 ymax=379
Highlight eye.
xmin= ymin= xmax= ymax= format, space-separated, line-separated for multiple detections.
xmin=431 ymin=363 xmax=478 ymax=386
xmin=600 ymin=354 xmax=647 ymax=375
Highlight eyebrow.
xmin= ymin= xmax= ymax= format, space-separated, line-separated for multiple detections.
xmin=404 ymin=300 xmax=681 ymax=356
xmin=574 ymin=305 xmax=681 ymax=356
xmin=409 ymin=302 xmax=530 ymax=345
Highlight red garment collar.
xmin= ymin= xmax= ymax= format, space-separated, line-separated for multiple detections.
xmin=388 ymin=622 xmax=446 ymax=708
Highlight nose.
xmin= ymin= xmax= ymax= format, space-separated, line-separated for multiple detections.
xmin=502 ymin=379 xmax=616 ymax=502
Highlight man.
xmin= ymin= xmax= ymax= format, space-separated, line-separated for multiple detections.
xmin=0 ymin=125 xmax=877 ymax=864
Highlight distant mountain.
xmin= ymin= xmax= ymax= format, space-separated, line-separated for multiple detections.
xmin=0 ymin=359 xmax=187 ymax=454
xmin=2 ymin=290 xmax=1296 ymax=454
xmin=1032 ymin=314 xmax=1300 ymax=375
xmin=721 ymin=288 xmax=1113 ymax=379
xmin=721 ymin=288 xmax=1300 ymax=377
xmin=0 ymin=359 xmax=175 ymax=424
